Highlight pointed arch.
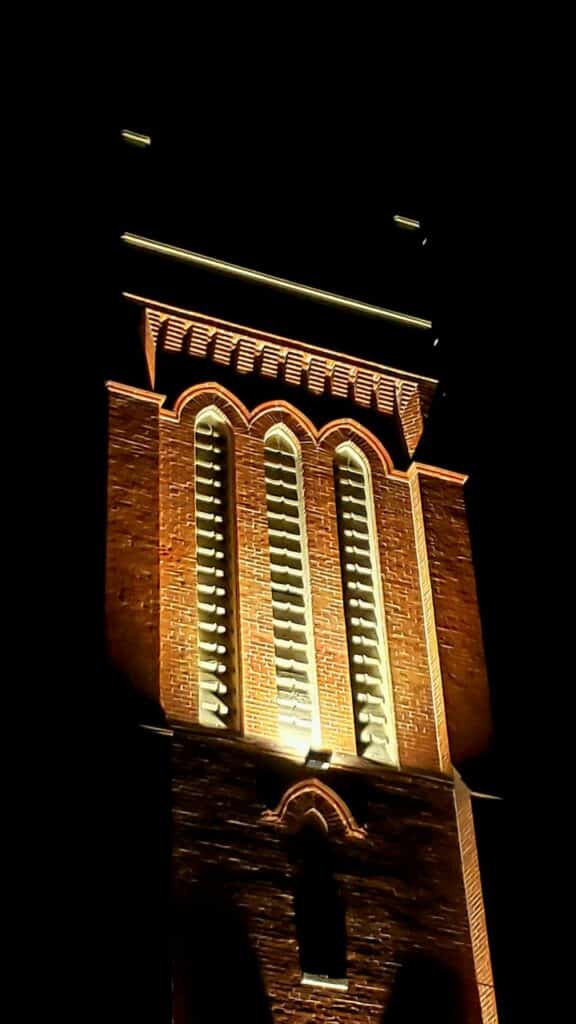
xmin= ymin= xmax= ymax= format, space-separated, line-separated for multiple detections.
xmin=195 ymin=403 xmax=231 ymax=430
xmin=319 ymin=419 xmax=395 ymax=476
xmin=250 ymin=400 xmax=317 ymax=449
xmin=301 ymin=807 xmax=329 ymax=833
xmin=168 ymin=381 xmax=251 ymax=431
xmin=263 ymin=420 xmax=301 ymax=455
xmin=261 ymin=778 xmax=366 ymax=840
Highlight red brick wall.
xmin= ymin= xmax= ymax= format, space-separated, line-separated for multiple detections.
xmin=303 ymin=442 xmax=356 ymax=755
xmin=105 ymin=377 xmax=497 ymax=1022
xmin=106 ymin=383 xmax=466 ymax=773
xmin=105 ymin=384 xmax=161 ymax=705
xmin=158 ymin=410 xmax=197 ymax=722
xmin=171 ymin=726 xmax=484 ymax=1023
xmin=376 ymin=467 xmax=438 ymax=770
xmin=153 ymin=389 xmax=453 ymax=771
xmin=454 ymin=773 xmax=498 ymax=1023
xmin=418 ymin=474 xmax=493 ymax=767
xmin=105 ymin=381 xmax=493 ymax=776
xmin=409 ymin=468 xmax=452 ymax=772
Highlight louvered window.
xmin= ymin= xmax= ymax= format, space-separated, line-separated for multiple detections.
xmin=264 ymin=429 xmax=319 ymax=750
xmin=195 ymin=410 xmax=238 ymax=729
xmin=334 ymin=446 xmax=397 ymax=764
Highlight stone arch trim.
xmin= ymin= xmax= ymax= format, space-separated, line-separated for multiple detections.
xmin=261 ymin=778 xmax=366 ymax=840
xmin=319 ymin=420 xmax=395 ymax=476
xmin=250 ymin=401 xmax=317 ymax=452
xmin=166 ymin=382 xmax=251 ymax=431
xmin=165 ymin=385 xmax=400 ymax=472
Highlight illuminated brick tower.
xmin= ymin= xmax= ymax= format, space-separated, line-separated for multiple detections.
xmin=105 ymin=263 xmax=498 ymax=1021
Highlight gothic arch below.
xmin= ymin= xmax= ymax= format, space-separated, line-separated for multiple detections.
xmin=261 ymin=778 xmax=366 ymax=840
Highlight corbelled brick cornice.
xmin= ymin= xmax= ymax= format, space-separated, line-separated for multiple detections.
xmin=125 ymin=294 xmax=438 ymax=457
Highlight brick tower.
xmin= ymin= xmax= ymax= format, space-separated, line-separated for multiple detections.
xmin=105 ymin=247 xmax=498 ymax=1021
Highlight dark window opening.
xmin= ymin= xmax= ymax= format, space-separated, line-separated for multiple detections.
xmin=290 ymin=814 xmax=347 ymax=983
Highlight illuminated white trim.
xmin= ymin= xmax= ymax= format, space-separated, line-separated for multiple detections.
xmin=264 ymin=426 xmax=321 ymax=751
xmin=121 ymin=234 xmax=432 ymax=329
xmin=121 ymin=130 xmax=151 ymax=147
xmin=301 ymin=973 xmax=349 ymax=991
xmin=334 ymin=443 xmax=398 ymax=766
xmin=138 ymin=723 xmax=174 ymax=736
xmin=195 ymin=407 xmax=238 ymax=730
xmin=393 ymin=214 xmax=421 ymax=230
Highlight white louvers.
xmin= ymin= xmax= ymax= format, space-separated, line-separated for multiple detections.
xmin=334 ymin=445 xmax=397 ymax=765
xmin=264 ymin=429 xmax=319 ymax=750
xmin=195 ymin=410 xmax=237 ymax=729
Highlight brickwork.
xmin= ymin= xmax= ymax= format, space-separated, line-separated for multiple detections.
xmin=303 ymin=442 xmax=357 ymax=755
xmin=105 ymin=379 xmax=469 ymax=773
xmin=105 ymin=334 xmax=497 ymax=1022
xmin=158 ymin=408 xmax=198 ymax=722
xmin=140 ymin=300 xmax=436 ymax=455
xmin=454 ymin=773 xmax=498 ymax=1024
xmin=419 ymin=473 xmax=493 ymax=767
xmin=409 ymin=467 xmax=452 ymax=772
xmin=129 ymin=384 xmax=452 ymax=773
xmin=171 ymin=726 xmax=484 ymax=1024
xmin=105 ymin=383 xmax=162 ymax=704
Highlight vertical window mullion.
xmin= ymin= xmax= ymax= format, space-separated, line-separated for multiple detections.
xmin=334 ymin=446 xmax=397 ymax=765
xmin=264 ymin=430 xmax=319 ymax=751
xmin=195 ymin=411 xmax=237 ymax=729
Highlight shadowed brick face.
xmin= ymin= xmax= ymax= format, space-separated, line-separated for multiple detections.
xmin=419 ymin=476 xmax=493 ymax=767
xmin=172 ymin=729 xmax=483 ymax=1024
xmin=159 ymin=412 xmax=197 ymax=722
xmin=106 ymin=389 xmax=160 ymax=704
xmin=105 ymin=306 xmax=497 ymax=1023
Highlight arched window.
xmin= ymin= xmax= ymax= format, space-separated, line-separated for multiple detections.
xmin=289 ymin=813 xmax=347 ymax=988
xmin=195 ymin=409 xmax=239 ymax=729
xmin=334 ymin=444 xmax=398 ymax=765
xmin=264 ymin=428 xmax=320 ymax=751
